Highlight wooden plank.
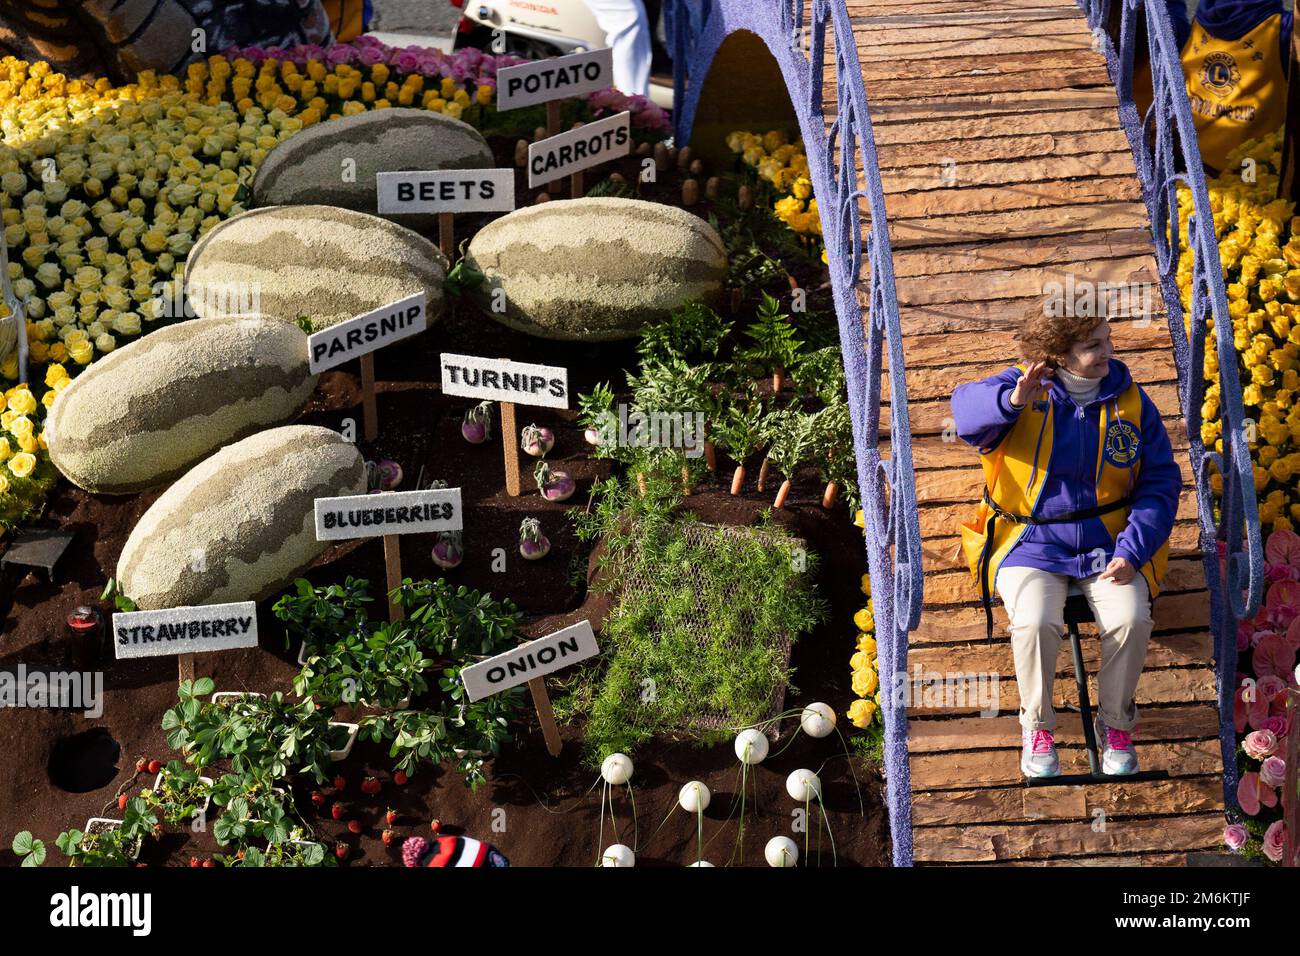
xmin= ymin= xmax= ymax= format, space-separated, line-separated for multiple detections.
xmin=883 ymin=430 xmax=1192 ymax=470
xmin=889 ymin=349 xmax=1177 ymax=401
xmin=853 ymin=89 xmax=1123 ymax=124
xmin=912 ymin=812 xmax=1225 ymax=863
xmin=911 ymin=774 xmax=1224 ymax=826
xmin=908 ymin=706 xmax=1219 ymax=755
xmin=877 ymin=130 xmax=1132 ymax=170
xmin=905 ymin=632 xmax=1214 ymax=682
xmin=883 ymin=152 xmax=1139 ymax=194
xmin=864 ymin=68 xmax=1113 ymax=102
xmin=855 ymin=20 xmax=1094 ymax=52
xmin=998 ymin=852 xmax=1190 ymax=866
xmin=870 ymin=108 xmax=1127 ymax=147
xmin=912 ymin=456 xmax=1195 ymax=506
xmin=859 ymin=50 xmax=1104 ymax=83
xmin=884 ymin=176 xmax=1143 ymax=219
xmin=847 ymin=0 xmax=1080 ymax=14
xmin=900 ymin=319 xmax=1171 ymax=367
xmin=909 ymin=737 xmax=1224 ymax=792
xmin=921 ymin=557 xmax=1207 ymax=602
xmin=889 ymin=202 xmax=1151 ymax=250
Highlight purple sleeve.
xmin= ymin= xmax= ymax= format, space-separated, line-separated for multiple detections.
xmin=950 ymin=366 xmax=1025 ymax=452
xmin=1113 ymin=389 xmax=1182 ymax=569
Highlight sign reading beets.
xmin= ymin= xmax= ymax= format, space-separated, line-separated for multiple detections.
xmin=439 ymin=353 xmax=569 ymax=409
xmin=307 ymin=291 xmax=426 ymax=374
xmin=376 ymin=169 xmax=516 ymax=215
xmin=526 ymin=110 xmax=631 ymax=188
xmin=460 ymin=620 xmax=600 ymax=702
xmin=495 ymin=48 xmax=614 ymax=110
xmin=314 ymin=487 xmax=463 ymax=542
xmin=114 ymin=602 xmax=259 ymax=660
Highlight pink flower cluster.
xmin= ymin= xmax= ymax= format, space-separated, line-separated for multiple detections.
xmin=1225 ymin=528 xmax=1300 ymax=861
xmin=219 ymin=36 xmax=671 ymax=131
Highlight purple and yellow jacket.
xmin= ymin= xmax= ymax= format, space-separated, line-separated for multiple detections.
xmin=951 ymin=359 xmax=1181 ymax=636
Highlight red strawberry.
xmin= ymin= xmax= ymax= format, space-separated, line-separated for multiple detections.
xmin=147 ymin=759 xmax=162 ymax=774
xmin=360 ymin=776 xmax=381 ymax=796
xmin=135 ymin=863 xmax=148 ymax=868
xmin=189 ymin=857 xmax=201 ymax=868
xmin=430 ymin=819 xmax=442 ymax=834
xmin=117 ymin=793 xmax=128 ymax=811
xmin=134 ymin=758 xmax=147 ymax=774
xmin=382 ymin=829 xmax=395 ymax=846
xmin=393 ymin=770 xmax=408 ymax=786
xmin=331 ymin=802 xmax=344 ymax=821
xmin=347 ymin=820 xmax=362 ymax=834
xmin=385 ymin=808 xmax=397 ymax=826
xmin=333 ymin=774 xmax=347 ymax=791
xmin=335 ymin=843 xmax=348 ymax=861
xmin=311 ymin=791 xmax=327 ymax=807
xmin=152 ymin=823 xmax=163 ymax=838
xmin=202 ymin=859 xmax=216 ymax=868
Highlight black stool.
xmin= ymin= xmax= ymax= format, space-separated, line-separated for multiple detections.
xmin=1025 ymin=580 xmax=1170 ymax=787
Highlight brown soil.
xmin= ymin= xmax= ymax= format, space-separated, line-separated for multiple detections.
xmin=0 ymin=139 xmax=887 ymax=868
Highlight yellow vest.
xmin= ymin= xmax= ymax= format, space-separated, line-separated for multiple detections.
xmin=958 ymin=366 xmax=1168 ymax=614
xmin=322 ymin=0 xmax=367 ymax=43
xmin=1182 ymin=13 xmax=1287 ymax=172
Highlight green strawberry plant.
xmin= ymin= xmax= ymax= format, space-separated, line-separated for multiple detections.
xmin=12 ymin=831 xmax=45 ymax=867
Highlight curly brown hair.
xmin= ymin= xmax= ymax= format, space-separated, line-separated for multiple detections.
xmin=1015 ymin=313 xmax=1107 ymax=368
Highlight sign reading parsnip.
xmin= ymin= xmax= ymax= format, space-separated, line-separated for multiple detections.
xmin=314 ymin=487 xmax=463 ymax=541
xmin=376 ymin=169 xmax=517 ymax=215
xmin=496 ymin=48 xmax=614 ymax=110
xmin=440 ymin=353 xmax=569 ymax=409
xmin=527 ymin=111 xmax=631 ymax=188
xmin=461 ymin=620 xmax=600 ymax=702
xmin=307 ymin=291 xmax=426 ymax=374
xmin=114 ymin=602 xmax=259 ymax=660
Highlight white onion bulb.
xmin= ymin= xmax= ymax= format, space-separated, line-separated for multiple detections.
xmin=765 ymin=836 xmax=798 ymax=867
xmin=800 ymin=702 xmax=837 ymax=738
xmin=785 ymin=769 xmax=822 ymax=802
xmin=688 ymin=860 xmax=715 ymax=867
xmin=678 ymin=781 xmax=711 ymax=813
xmin=600 ymin=752 xmax=634 ymax=786
xmin=601 ymin=844 xmax=635 ymax=867
xmin=734 ymin=728 xmax=769 ymax=765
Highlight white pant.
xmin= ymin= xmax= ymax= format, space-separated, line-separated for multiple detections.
xmin=995 ymin=565 xmax=1153 ymax=733
xmin=584 ymin=0 xmax=652 ymax=96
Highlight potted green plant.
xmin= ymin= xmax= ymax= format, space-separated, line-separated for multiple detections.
xmin=58 ymin=797 xmax=156 ymax=866
xmin=144 ymin=761 xmax=215 ymax=828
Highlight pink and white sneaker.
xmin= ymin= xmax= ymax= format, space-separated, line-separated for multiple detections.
xmin=1095 ymin=716 xmax=1139 ymax=775
xmin=1020 ymin=728 xmax=1060 ymax=778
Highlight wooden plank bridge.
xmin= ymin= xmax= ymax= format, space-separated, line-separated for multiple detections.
xmin=834 ymin=0 xmax=1225 ymax=865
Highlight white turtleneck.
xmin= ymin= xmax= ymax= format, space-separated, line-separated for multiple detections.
xmin=1055 ymin=366 xmax=1102 ymax=406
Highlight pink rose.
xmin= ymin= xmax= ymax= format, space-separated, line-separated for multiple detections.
xmin=325 ymin=45 xmax=356 ymax=67
xmin=1244 ymin=729 xmax=1279 ymax=759
xmin=416 ymin=52 xmax=443 ymax=76
xmin=357 ymin=45 xmax=386 ymax=67
xmin=1257 ymin=714 xmax=1289 ymax=737
xmin=394 ymin=50 xmax=421 ymax=74
xmin=1263 ymin=820 xmax=1287 ymax=863
xmin=1259 ymin=755 xmax=1286 ymax=788
xmin=1223 ymin=823 xmax=1249 ymax=851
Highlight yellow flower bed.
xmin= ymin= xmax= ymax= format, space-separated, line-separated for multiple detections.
xmin=726 ymin=129 xmax=825 ymax=257
xmin=1177 ymin=129 xmax=1300 ymax=536
xmin=848 ymin=509 xmax=881 ymax=730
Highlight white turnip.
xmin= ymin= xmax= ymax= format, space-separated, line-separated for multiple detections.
xmin=800 ymin=702 xmax=837 ymax=738
xmin=521 ymin=423 xmax=554 ymax=457
xmin=431 ymin=530 xmax=463 ymax=570
xmin=519 ymin=517 xmax=550 ymax=560
xmin=461 ymin=401 xmax=493 ymax=444
xmin=534 ymin=461 xmax=575 ymax=502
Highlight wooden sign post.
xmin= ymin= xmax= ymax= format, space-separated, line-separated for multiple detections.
xmin=113 ymin=601 xmax=260 ymax=686
xmin=438 ymin=352 xmax=570 ymax=497
xmin=497 ymin=48 xmax=617 ymax=198
xmin=524 ymin=110 xmax=631 ymax=196
xmin=314 ymin=486 xmax=463 ymax=622
xmin=461 ymin=619 xmax=600 ymax=757
xmin=376 ymin=169 xmax=517 ymax=258
xmin=308 ymin=291 xmax=427 ymax=441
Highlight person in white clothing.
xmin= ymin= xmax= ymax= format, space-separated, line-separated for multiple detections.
xmin=584 ymin=0 xmax=652 ymax=96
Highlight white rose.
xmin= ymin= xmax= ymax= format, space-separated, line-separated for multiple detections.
xmin=95 ymin=332 xmax=116 ymax=353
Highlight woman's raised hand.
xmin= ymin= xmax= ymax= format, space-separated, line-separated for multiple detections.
xmin=1009 ymin=360 xmax=1054 ymax=409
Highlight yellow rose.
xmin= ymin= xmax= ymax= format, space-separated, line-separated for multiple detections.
xmin=856 ymin=634 xmax=877 ymax=655
xmin=6 ymin=387 xmax=35 ymax=415
xmin=861 ymin=573 xmax=871 ymax=595
xmin=853 ymin=509 xmax=864 ymax=528
xmin=8 ymin=452 xmax=36 ymax=478
xmin=476 ymin=84 xmax=493 ymax=106
xmin=0 ymin=437 xmax=10 ymax=461
xmin=851 ymin=667 xmax=879 ymax=698
xmin=8 ymin=415 xmax=33 ymax=441
xmin=69 ymin=339 xmax=93 ymax=365
xmin=853 ymin=607 xmax=874 ymax=631
xmin=847 ymin=699 xmax=877 ymax=729
xmin=0 ymin=472 xmax=9 ymax=495
xmin=849 ymin=650 xmax=874 ymax=672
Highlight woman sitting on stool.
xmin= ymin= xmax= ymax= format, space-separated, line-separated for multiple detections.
xmin=951 ymin=314 xmax=1181 ymax=779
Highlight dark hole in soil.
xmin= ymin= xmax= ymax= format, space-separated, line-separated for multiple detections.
xmin=48 ymin=728 xmax=121 ymax=793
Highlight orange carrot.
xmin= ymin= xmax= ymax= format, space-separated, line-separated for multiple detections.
xmin=730 ymin=465 xmax=745 ymax=495
xmin=704 ymin=441 xmax=717 ymax=473
xmin=773 ymin=478 xmax=792 ymax=509
xmin=822 ymin=481 xmax=839 ymax=508
xmin=757 ymin=457 xmax=771 ymax=492
xmin=772 ymin=366 xmax=785 ymax=394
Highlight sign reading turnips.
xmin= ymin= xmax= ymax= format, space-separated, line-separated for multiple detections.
xmin=460 ymin=620 xmax=600 ymax=702
xmin=113 ymin=602 xmax=259 ymax=660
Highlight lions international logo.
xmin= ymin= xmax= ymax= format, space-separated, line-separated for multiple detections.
xmin=1103 ymin=419 xmax=1141 ymax=468
xmin=1200 ymin=51 xmax=1240 ymax=98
